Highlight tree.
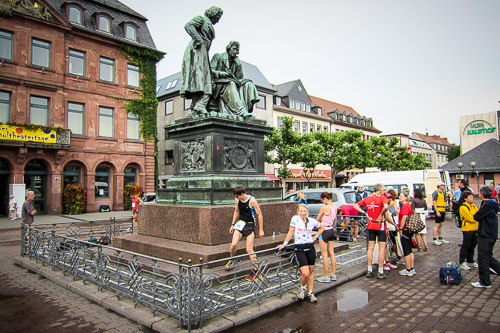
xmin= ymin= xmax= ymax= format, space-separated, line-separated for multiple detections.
xmin=264 ymin=116 xmax=301 ymax=196
xmin=314 ymin=130 xmax=366 ymax=188
xmin=298 ymin=133 xmax=324 ymax=189
xmin=448 ymin=145 xmax=461 ymax=162
xmin=367 ymin=136 xmax=398 ymax=171
xmin=392 ymin=146 xmax=431 ymax=170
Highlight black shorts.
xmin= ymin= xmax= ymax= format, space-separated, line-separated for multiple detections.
xmin=318 ymin=229 xmax=336 ymax=242
xmin=434 ymin=212 xmax=445 ymax=224
xmin=133 ymin=210 xmax=138 ymax=215
xmin=235 ymin=222 xmax=255 ymax=237
xmin=294 ymin=243 xmax=316 ymax=267
xmin=401 ymin=229 xmax=413 ymax=256
xmin=368 ymin=229 xmax=387 ymax=242
xmin=389 ymin=231 xmax=397 ymax=245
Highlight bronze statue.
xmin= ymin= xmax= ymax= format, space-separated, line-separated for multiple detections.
xmin=209 ymin=41 xmax=259 ymax=117
xmin=180 ymin=6 xmax=223 ymax=116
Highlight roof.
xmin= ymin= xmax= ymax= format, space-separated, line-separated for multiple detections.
xmin=156 ymin=61 xmax=275 ymax=98
xmin=44 ymin=0 xmax=158 ymax=50
xmin=441 ymin=139 xmax=500 ymax=173
xmin=412 ymin=132 xmax=453 ymax=146
xmin=309 ymin=96 xmax=360 ymax=116
xmin=274 ymin=80 xmax=298 ymax=97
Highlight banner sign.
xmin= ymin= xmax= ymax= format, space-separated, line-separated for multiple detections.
xmin=0 ymin=125 xmax=57 ymax=143
xmin=463 ymin=120 xmax=496 ymax=136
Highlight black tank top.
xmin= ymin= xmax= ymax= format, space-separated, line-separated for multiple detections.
xmin=238 ymin=196 xmax=255 ymax=223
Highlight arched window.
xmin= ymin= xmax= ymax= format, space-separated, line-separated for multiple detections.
xmin=125 ymin=24 xmax=137 ymax=41
xmin=95 ymin=166 xmax=110 ymax=198
xmin=68 ymin=5 xmax=82 ymax=24
xmin=63 ymin=165 xmax=81 ymax=187
xmin=98 ymin=15 xmax=111 ymax=33
xmin=124 ymin=167 xmax=137 ymax=185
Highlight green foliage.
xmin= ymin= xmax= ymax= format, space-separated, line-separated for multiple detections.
xmin=448 ymin=145 xmax=461 ymax=162
xmin=298 ymin=133 xmax=324 ymax=188
xmin=63 ymin=184 xmax=87 ymax=214
xmin=123 ymin=183 xmax=142 ymax=210
xmin=367 ymin=136 xmax=398 ymax=171
xmin=1 ymin=121 xmax=67 ymax=133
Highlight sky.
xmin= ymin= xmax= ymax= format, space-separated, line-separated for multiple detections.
xmin=120 ymin=0 xmax=500 ymax=145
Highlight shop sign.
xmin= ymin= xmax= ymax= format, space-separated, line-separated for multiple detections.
xmin=0 ymin=125 xmax=56 ymax=143
xmin=463 ymin=120 xmax=496 ymax=136
xmin=287 ymin=169 xmax=331 ymax=180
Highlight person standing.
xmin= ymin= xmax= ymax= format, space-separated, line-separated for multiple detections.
xmin=412 ymin=189 xmax=428 ymax=252
xmin=457 ymin=191 xmax=479 ymax=271
xmin=432 ymin=181 xmax=449 ymax=246
xmin=398 ymin=191 xmax=416 ymax=276
xmin=131 ymin=194 xmax=143 ymax=226
xmin=9 ymin=195 xmax=18 ymax=220
xmin=227 ymin=186 xmax=264 ymax=281
xmin=353 ymin=183 xmax=389 ymax=279
xmin=355 ymin=185 xmax=368 ymax=213
xmin=471 ymin=186 xmax=500 ymax=288
xmin=279 ymin=204 xmax=325 ymax=302
xmin=316 ymin=192 xmax=338 ymax=283
xmin=296 ymin=191 xmax=307 ymax=205
xmin=22 ymin=191 xmax=36 ymax=225
xmin=490 ymin=182 xmax=498 ymax=204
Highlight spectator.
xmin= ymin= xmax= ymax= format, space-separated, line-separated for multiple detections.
xmin=316 ymin=192 xmax=338 ymax=283
xmin=412 ymin=189 xmax=429 ymax=252
xmin=22 ymin=191 xmax=36 ymax=225
xmin=458 ymin=179 xmax=474 ymax=194
xmin=296 ymin=191 xmax=307 ymax=205
xmin=457 ymin=191 xmax=478 ymax=271
xmin=471 ymin=186 xmax=500 ymax=288
xmin=490 ymin=182 xmax=498 ymax=204
xmin=355 ymin=185 xmax=368 ymax=212
xmin=384 ymin=192 xmax=399 ymax=270
xmin=340 ymin=204 xmax=360 ymax=241
xmin=432 ymin=181 xmax=450 ymax=246
xmin=398 ymin=191 xmax=416 ymax=276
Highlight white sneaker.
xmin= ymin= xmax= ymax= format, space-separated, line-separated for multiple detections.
xmin=399 ymin=269 xmax=414 ymax=277
xmin=317 ymin=275 xmax=331 ymax=283
xmin=329 ymin=273 xmax=337 ymax=281
xmin=461 ymin=262 xmax=471 ymax=270
xmin=309 ymin=293 xmax=318 ymax=302
xmin=439 ymin=239 xmax=450 ymax=244
xmin=297 ymin=287 xmax=306 ymax=300
xmin=433 ymin=239 xmax=442 ymax=246
xmin=411 ymin=269 xmax=416 ymax=275
xmin=396 ymin=258 xmax=406 ymax=265
xmin=469 ymin=262 xmax=478 ymax=268
xmin=471 ymin=282 xmax=491 ymax=288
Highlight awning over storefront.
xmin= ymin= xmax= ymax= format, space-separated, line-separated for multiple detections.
xmin=284 ymin=169 xmax=332 ymax=181
xmin=265 ymin=174 xmax=280 ymax=180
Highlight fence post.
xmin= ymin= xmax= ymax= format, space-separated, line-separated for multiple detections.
xmin=21 ymin=223 xmax=26 ymax=256
xmin=177 ymin=258 xmax=183 ymax=330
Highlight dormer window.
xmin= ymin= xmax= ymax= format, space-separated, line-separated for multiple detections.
xmin=68 ymin=5 xmax=83 ymax=24
xmin=125 ymin=23 xmax=137 ymax=41
xmin=275 ymin=96 xmax=281 ymax=106
xmin=96 ymin=13 xmax=113 ymax=33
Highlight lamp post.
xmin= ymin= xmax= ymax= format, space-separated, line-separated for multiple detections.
xmin=457 ymin=161 xmax=477 ymax=187
xmin=302 ymin=168 xmax=313 ymax=190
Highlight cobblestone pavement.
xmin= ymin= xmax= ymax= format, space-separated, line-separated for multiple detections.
xmin=225 ymin=217 xmax=500 ymax=333
xmin=0 ymin=242 xmax=153 ymax=333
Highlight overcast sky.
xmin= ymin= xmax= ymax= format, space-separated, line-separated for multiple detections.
xmin=120 ymin=0 xmax=500 ymax=145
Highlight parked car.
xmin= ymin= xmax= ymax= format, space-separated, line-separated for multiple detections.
xmin=283 ymin=188 xmax=356 ymax=219
xmin=142 ymin=193 xmax=156 ymax=204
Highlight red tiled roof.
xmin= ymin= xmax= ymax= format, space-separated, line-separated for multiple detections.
xmin=309 ymin=96 xmax=360 ymax=116
xmin=413 ymin=132 xmax=454 ymax=146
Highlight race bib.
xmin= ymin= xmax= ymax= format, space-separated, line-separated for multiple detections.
xmin=234 ymin=220 xmax=246 ymax=232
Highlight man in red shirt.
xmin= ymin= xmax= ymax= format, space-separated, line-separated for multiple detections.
xmin=490 ymin=182 xmax=498 ymax=203
xmin=354 ymin=183 xmax=389 ymax=279
xmin=340 ymin=204 xmax=360 ymax=241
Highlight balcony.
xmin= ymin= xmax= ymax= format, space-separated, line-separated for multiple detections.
xmin=0 ymin=124 xmax=71 ymax=149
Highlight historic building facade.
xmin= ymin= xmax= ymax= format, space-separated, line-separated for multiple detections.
xmin=0 ymin=0 xmax=162 ymax=215
xmin=459 ymin=111 xmax=499 ymax=154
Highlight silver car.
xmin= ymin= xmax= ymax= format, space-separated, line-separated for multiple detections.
xmin=283 ymin=188 xmax=356 ymax=219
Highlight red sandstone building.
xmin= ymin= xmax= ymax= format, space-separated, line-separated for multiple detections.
xmin=0 ymin=0 xmax=162 ymax=215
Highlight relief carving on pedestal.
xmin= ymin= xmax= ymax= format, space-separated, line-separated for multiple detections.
xmin=181 ymin=139 xmax=205 ymax=172
xmin=224 ymin=140 xmax=255 ymax=171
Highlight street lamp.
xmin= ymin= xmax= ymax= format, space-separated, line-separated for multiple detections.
xmin=457 ymin=161 xmax=477 ymax=185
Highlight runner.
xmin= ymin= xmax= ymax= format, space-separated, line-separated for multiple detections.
xmin=279 ymin=204 xmax=325 ymax=302
xmin=226 ymin=186 xmax=264 ymax=281
xmin=316 ymin=192 xmax=338 ymax=283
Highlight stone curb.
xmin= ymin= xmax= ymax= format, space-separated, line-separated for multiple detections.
xmin=14 ymin=255 xmax=367 ymax=332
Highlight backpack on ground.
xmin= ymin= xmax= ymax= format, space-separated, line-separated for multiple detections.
xmin=453 ymin=203 xmax=470 ymax=228
xmin=439 ymin=261 xmax=466 ymax=285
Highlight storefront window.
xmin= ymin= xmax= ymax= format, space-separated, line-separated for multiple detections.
xmin=95 ymin=166 xmax=110 ymax=198
xmin=124 ymin=167 xmax=136 ymax=185
xmin=63 ymin=165 xmax=81 ymax=187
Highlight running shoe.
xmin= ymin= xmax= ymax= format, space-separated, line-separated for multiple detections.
xmin=471 ymin=282 xmax=491 ymax=289
xmin=366 ymin=271 xmax=375 ymax=278
xmin=468 ymin=262 xmax=478 ymax=268
xmin=387 ymin=262 xmax=398 ymax=270
xmin=377 ymin=272 xmax=390 ymax=279
xmin=433 ymin=239 xmax=442 ymax=246
xmin=439 ymin=238 xmax=450 ymax=244
xmin=399 ymin=269 xmax=414 ymax=277
xmin=297 ymin=287 xmax=306 ymax=300
xmin=245 ymin=272 xmax=262 ymax=281
xmin=225 ymin=260 xmax=234 ymax=271
xmin=330 ymin=273 xmax=337 ymax=281
xmin=309 ymin=293 xmax=318 ymax=302
xmin=383 ymin=263 xmax=391 ymax=271
xmin=410 ymin=269 xmax=416 ymax=275
xmin=460 ymin=262 xmax=471 ymax=270
xmin=396 ymin=259 xmax=406 ymax=265
xmin=316 ymin=275 xmax=331 ymax=283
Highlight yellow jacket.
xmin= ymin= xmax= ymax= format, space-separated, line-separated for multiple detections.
xmin=460 ymin=202 xmax=479 ymax=231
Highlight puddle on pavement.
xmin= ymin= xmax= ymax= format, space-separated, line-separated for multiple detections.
xmin=336 ymin=289 xmax=369 ymax=311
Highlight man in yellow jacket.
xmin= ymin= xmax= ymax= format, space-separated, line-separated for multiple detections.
xmin=458 ymin=191 xmax=479 ymax=270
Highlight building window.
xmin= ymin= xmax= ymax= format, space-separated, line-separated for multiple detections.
xmin=276 ymin=96 xmax=281 ymax=106
xmin=301 ymin=102 xmax=305 ymax=111
xmin=277 ymin=116 xmax=283 ymax=128
xmin=30 ymin=96 xmax=49 ymax=126
xmin=290 ymin=100 xmax=294 ymax=109
xmin=310 ymin=123 xmax=314 ymax=132
xmin=68 ymin=49 xmax=85 ymax=76
xmin=67 ymin=102 xmax=84 ymax=136
xmin=367 ymin=121 xmax=372 ymax=127
xmin=317 ymin=107 xmax=322 ymax=116
xmin=302 ymin=121 xmax=307 ymax=134
xmin=323 ymin=126 xmax=328 ymax=132
xmin=127 ymin=63 xmax=140 ymax=87
xmin=95 ymin=166 xmax=110 ymax=198
xmin=294 ymin=120 xmax=300 ymax=133
xmin=125 ymin=24 xmax=137 ymax=41
xmin=0 ymin=30 xmax=13 ymax=61
xmin=99 ymin=57 xmax=114 ymax=82
xmin=98 ymin=106 xmax=113 ymax=138
xmin=184 ymin=98 xmax=192 ymax=110
xmin=31 ymin=38 xmax=51 ymax=68
xmin=63 ymin=165 xmax=81 ymax=187
xmin=68 ymin=5 xmax=82 ymax=24
xmin=98 ymin=15 xmax=111 ymax=33
xmin=256 ymin=95 xmax=266 ymax=109
xmin=165 ymin=100 xmax=173 ymax=115
xmin=165 ymin=150 xmax=174 ymax=165
xmin=0 ymin=91 xmax=10 ymax=123
xmin=127 ymin=113 xmax=140 ymax=140
xmin=165 ymin=79 xmax=178 ymax=91
xmin=305 ymin=104 xmax=310 ymax=112
xmin=316 ymin=124 xmax=321 ymax=132
xmin=361 ymin=120 xmax=365 ymax=126
xmin=124 ymin=167 xmax=137 ymax=185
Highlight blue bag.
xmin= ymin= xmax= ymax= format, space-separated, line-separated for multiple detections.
xmin=439 ymin=262 xmax=465 ymax=285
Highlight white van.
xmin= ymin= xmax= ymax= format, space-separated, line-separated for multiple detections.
xmin=340 ymin=170 xmax=452 ymax=212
